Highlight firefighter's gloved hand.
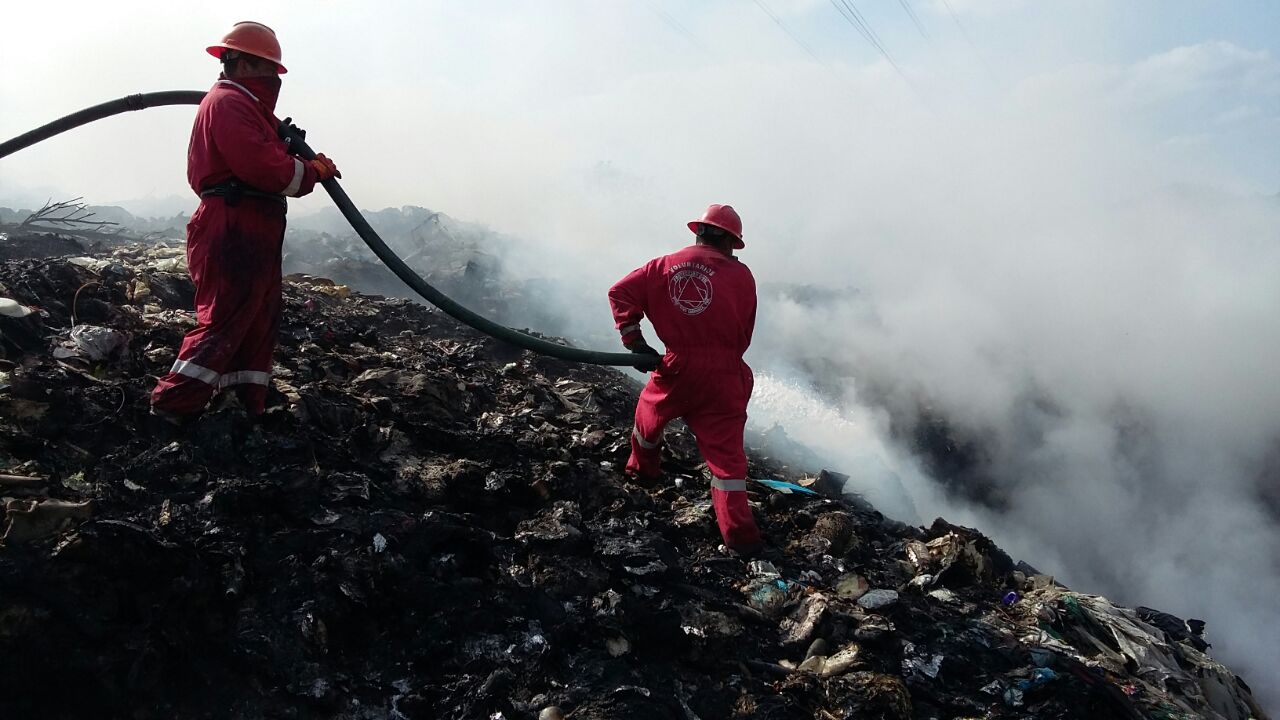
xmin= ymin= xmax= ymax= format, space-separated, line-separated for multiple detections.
xmin=625 ymin=339 xmax=660 ymax=356
xmin=279 ymin=117 xmax=306 ymax=156
xmin=626 ymin=340 xmax=661 ymax=372
xmin=309 ymin=153 xmax=342 ymax=181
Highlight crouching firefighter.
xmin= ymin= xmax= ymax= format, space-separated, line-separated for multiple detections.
xmin=608 ymin=204 xmax=763 ymax=554
xmin=150 ymin=21 xmax=341 ymax=422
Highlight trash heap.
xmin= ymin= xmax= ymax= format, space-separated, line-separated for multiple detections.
xmin=0 ymin=238 xmax=1269 ymax=720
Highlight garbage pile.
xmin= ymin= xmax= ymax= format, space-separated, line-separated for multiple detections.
xmin=0 ymin=238 xmax=1268 ymax=720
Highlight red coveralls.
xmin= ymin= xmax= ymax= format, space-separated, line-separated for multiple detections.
xmin=609 ymin=244 xmax=761 ymax=551
xmin=150 ymin=75 xmax=320 ymax=416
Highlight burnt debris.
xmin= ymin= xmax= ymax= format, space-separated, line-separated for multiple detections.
xmin=0 ymin=237 xmax=1268 ymax=720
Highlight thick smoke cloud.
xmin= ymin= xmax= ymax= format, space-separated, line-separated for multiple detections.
xmin=466 ymin=38 xmax=1280 ymax=707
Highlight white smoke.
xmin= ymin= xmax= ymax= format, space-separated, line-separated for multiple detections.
xmin=501 ymin=38 xmax=1280 ymax=708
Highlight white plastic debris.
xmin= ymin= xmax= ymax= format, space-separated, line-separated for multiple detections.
xmin=372 ymin=533 xmax=388 ymax=553
xmin=53 ymin=325 xmax=126 ymax=361
xmin=0 ymin=298 xmax=34 ymax=318
xmin=524 ymin=633 xmax=548 ymax=653
xmin=748 ymin=560 xmax=781 ymax=578
xmin=151 ymin=257 xmax=187 ymax=272
xmin=73 ymin=325 xmax=125 ymax=360
xmin=909 ymin=573 xmax=935 ymax=588
xmin=927 ymin=588 xmax=959 ymax=604
xmin=902 ymin=648 xmax=944 ymax=678
xmin=67 ymin=256 xmax=111 ymax=272
xmin=613 ymin=685 xmax=651 ymax=697
xmin=819 ymin=644 xmax=862 ymax=677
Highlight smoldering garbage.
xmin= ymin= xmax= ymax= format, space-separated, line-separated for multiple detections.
xmin=0 ymin=238 xmax=1270 ymax=720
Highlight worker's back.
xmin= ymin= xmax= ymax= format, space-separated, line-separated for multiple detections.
xmin=609 ymin=243 xmax=756 ymax=373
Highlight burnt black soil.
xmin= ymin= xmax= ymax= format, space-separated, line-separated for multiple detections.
xmin=0 ymin=239 xmax=1265 ymax=720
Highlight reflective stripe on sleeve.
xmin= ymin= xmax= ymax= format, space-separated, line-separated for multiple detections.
xmin=171 ymin=359 xmax=219 ymax=385
xmin=710 ymin=478 xmax=748 ymax=492
xmin=619 ymin=324 xmax=641 ymax=336
xmin=218 ymin=370 xmax=272 ymax=389
xmin=632 ymin=425 xmax=660 ymax=450
xmin=282 ymin=159 xmax=305 ymax=197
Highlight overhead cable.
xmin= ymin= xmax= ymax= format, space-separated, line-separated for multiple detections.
xmin=898 ymin=0 xmax=929 ymax=40
xmin=752 ymin=0 xmax=825 ymax=65
xmin=827 ymin=0 xmax=905 ymax=77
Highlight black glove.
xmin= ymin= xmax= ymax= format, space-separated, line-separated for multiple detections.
xmin=279 ymin=117 xmax=307 ymax=156
xmin=625 ymin=340 xmax=661 ymax=372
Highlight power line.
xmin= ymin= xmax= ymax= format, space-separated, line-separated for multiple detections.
xmin=644 ymin=0 xmax=699 ymax=47
xmin=752 ymin=0 xmax=825 ymax=65
xmin=827 ymin=0 xmax=902 ymax=75
xmin=898 ymin=0 xmax=929 ymax=40
xmin=940 ymin=0 xmax=980 ymax=52
xmin=840 ymin=0 xmax=891 ymax=55
xmin=939 ymin=0 xmax=996 ymax=78
xmin=834 ymin=0 xmax=891 ymax=61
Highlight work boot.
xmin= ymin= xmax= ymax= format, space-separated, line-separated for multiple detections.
xmin=711 ymin=486 xmax=763 ymax=555
xmin=723 ymin=535 xmax=764 ymax=557
xmin=149 ymin=406 xmax=192 ymax=428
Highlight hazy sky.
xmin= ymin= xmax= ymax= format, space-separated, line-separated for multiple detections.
xmin=2 ymin=0 xmax=1278 ymax=230
xmin=4 ymin=1 xmax=1280 ymax=711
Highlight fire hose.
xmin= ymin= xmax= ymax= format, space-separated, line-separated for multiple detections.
xmin=0 ymin=91 xmax=651 ymax=369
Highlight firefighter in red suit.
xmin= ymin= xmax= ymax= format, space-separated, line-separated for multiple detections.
xmin=150 ymin=22 xmax=341 ymax=422
xmin=608 ymin=204 xmax=763 ymax=553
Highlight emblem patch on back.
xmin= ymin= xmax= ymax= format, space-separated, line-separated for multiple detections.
xmin=669 ymin=268 xmax=713 ymax=316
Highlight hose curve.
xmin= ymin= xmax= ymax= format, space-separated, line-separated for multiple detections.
xmin=0 ymin=91 xmax=646 ymax=368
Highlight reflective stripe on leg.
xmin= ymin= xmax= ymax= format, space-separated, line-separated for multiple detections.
xmin=632 ymin=425 xmax=661 ymax=450
xmin=171 ymin=359 xmax=219 ymax=385
xmin=710 ymin=478 xmax=747 ymax=492
xmin=218 ymin=370 xmax=271 ymax=389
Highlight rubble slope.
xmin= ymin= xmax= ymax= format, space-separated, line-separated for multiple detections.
xmin=0 ymin=238 xmax=1268 ymax=720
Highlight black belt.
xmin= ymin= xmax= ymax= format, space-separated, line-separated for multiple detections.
xmin=200 ymin=179 xmax=287 ymax=209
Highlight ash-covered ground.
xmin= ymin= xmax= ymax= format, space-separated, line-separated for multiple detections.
xmin=0 ymin=234 xmax=1267 ymax=720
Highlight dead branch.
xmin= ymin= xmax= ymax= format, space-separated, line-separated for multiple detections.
xmin=17 ymin=197 xmax=119 ymax=233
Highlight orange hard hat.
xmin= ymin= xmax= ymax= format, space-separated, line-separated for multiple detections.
xmin=688 ymin=204 xmax=744 ymax=249
xmin=206 ymin=21 xmax=287 ymax=74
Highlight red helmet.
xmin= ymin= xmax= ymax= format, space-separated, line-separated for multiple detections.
xmin=688 ymin=204 xmax=744 ymax=249
xmin=207 ymin=21 xmax=287 ymax=74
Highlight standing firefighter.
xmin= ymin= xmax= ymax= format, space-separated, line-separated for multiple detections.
xmin=608 ymin=204 xmax=763 ymax=553
xmin=150 ymin=22 xmax=341 ymax=421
